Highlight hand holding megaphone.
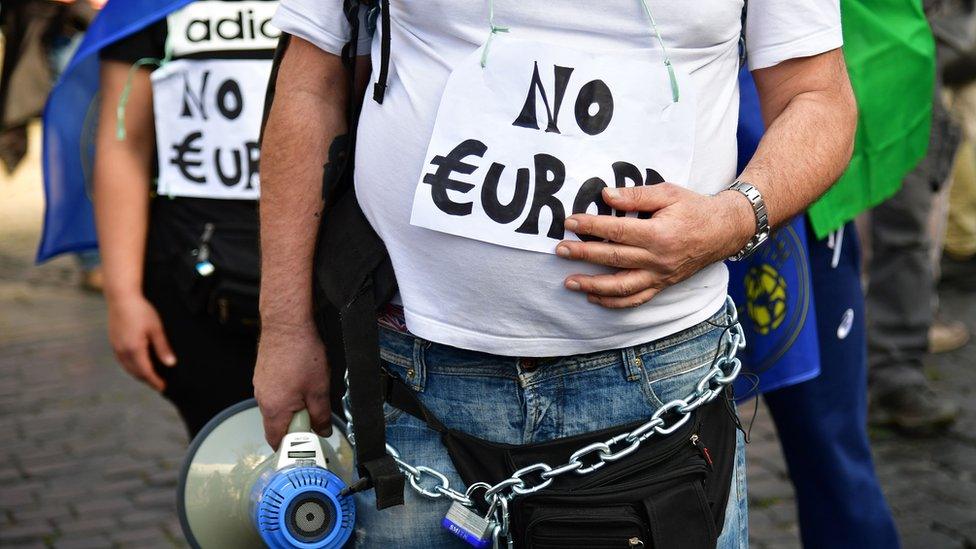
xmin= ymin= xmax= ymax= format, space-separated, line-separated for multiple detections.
xmin=178 ymin=400 xmax=357 ymax=549
xmin=253 ymin=326 xmax=332 ymax=450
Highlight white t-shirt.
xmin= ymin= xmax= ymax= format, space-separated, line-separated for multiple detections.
xmin=272 ymin=0 xmax=842 ymax=357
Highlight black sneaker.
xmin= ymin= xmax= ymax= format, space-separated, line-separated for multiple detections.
xmin=869 ymin=385 xmax=959 ymax=437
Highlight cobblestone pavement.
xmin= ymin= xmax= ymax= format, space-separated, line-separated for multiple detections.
xmin=744 ymin=280 xmax=976 ymax=549
xmin=1 ymin=126 xmax=974 ymax=547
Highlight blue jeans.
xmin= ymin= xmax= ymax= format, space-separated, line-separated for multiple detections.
xmin=355 ymin=305 xmax=748 ymax=548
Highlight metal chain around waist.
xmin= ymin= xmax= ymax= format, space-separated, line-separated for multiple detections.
xmin=342 ymin=296 xmax=745 ymax=542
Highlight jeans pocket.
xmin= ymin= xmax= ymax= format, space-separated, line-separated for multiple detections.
xmin=379 ymin=329 xmax=426 ymax=391
xmin=382 ymin=401 xmax=404 ymax=423
xmin=381 ymin=357 xmax=411 ymax=424
xmin=640 ymin=325 xmax=723 ymax=409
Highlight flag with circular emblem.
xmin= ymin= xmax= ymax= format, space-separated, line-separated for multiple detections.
xmin=728 ymin=68 xmax=821 ymax=398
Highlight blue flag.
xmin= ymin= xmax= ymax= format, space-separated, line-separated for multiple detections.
xmin=38 ymin=0 xmax=194 ymax=262
xmin=729 ymin=68 xmax=821 ymax=398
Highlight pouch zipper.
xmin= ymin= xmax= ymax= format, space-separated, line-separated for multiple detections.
xmin=529 ymin=534 xmax=646 ymax=549
xmin=573 ymin=412 xmax=705 ymax=490
xmin=690 ymin=434 xmax=713 ymax=471
xmin=525 ymin=506 xmax=647 ymax=544
xmin=572 ymin=462 xmax=709 ymax=498
xmin=565 ymin=434 xmax=714 ymax=496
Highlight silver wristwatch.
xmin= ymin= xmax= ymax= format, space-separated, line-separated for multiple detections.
xmin=726 ymin=180 xmax=770 ymax=261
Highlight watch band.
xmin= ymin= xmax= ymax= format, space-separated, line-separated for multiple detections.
xmin=726 ymin=180 xmax=770 ymax=261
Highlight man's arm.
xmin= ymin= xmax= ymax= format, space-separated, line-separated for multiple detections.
xmin=740 ymin=50 xmax=857 ymax=227
xmin=255 ymin=36 xmax=350 ymax=449
xmin=556 ymin=49 xmax=857 ymax=308
xmin=93 ymin=61 xmax=176 ymax=391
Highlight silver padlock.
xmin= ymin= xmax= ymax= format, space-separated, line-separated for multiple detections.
xmin=442 ymin=501 xmax=495 ymax=548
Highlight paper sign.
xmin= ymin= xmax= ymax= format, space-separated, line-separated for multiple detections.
xmin=410 ymin=37 xmax=696 ymax=254
xmin=151 ymin=58 xmax=271 ymax=200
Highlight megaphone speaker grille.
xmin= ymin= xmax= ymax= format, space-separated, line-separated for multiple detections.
xmin=286 ymin=495 xmax=336 ymax=542
xmin=255 ymin=466 xmax=355 ymax=548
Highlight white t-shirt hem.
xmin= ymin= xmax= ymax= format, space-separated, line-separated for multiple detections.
xmin=747 ymin=24 xmax=843 ymax=71
xmin=402 ymin=291 xmax=729 ymax=357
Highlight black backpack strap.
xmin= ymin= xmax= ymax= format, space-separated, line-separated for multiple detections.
xmin=259 ymin=34 xmax=290 ymax=144
xmin=372 ymin=0 xmax=391 ymax=103
xmin=341 ymin=277 xmax=404 ymax=508
xmin=317 ymin=186 xmax=401 ymax=508
xmin=312 ymin=0 xmax=404 ymax=510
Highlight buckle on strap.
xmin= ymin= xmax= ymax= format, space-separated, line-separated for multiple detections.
xmin=360 ymin=455 xmax=406 ymax=509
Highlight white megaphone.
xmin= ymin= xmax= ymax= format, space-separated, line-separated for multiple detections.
xmin=177 ymin=399 xmax=357 ymax=548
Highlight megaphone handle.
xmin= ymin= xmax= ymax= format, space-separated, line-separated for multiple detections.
xmin=288 ymin=410 xmax=312 ymax=433
xmin=277 ymin=410 xmax=329 ymax=470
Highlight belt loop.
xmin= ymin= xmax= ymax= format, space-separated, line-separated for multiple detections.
xmin=410 ymin=337 xmax=429 ymax=392
xmin=621 ymin=347 xmax=642 ymax=382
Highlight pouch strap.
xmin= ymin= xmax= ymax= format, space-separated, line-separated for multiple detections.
xmin=383 ymin=370 xmax=449 ymax=433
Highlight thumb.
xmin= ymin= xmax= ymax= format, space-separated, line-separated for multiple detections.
xmin=148 ymin=324 xmax=177 ymax=367
xmin=603 ymin=183 xmax=683 ymax=213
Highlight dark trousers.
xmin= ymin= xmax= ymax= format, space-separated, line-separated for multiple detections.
xmin=765 ymin=222 xmax=900 ymax=548
xmin=866 ymin=75 xmax=960 ymax=394
xmin=866 ymin=174 xmax=935 ymax=394
xmin=145 ymin=264 xmax=257 ymax=438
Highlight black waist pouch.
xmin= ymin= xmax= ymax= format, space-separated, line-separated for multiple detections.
xmin=386 ymin=376 xmax=738 ymax=549
xmin=172 ymin=220 xmax=261 ymax=335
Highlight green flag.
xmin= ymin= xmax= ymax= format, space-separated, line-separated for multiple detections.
xmin=808 ymin=0 xmax=935 ymax=238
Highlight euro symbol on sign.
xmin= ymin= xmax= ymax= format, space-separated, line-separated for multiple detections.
xmin=421 ymin=139 xmax=486 ymax=216
xmin=170 ymin=131 xmax=206 ymax=184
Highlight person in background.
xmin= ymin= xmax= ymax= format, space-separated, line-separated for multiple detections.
xmin=866 ymin=0 xmax=973 ymax=436
xmin=939 ymin=11 xmax=976 ymax=290
xmin=0 ymin=0 xmax=104 ymax=291
xmin=733 ymin=70 xmax=900 ymax=548
xmin=91 ymin=0 xmax=278 ymax=436
xmin=737 ymin=0 xmax=936 ymax=544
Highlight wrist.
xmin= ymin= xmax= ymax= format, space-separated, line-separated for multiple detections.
xmin=260 ymin=307 xmax=318 ymax=335
xmin=716 ymin=190 xmax=758 ymax=256
xmin=259 ymin=273 xmax=316 ymax=333
xmin=103 ymin=285 xmax=144 ymax=305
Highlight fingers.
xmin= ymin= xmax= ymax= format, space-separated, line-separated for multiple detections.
xmin=306 ymin=389 xmax=334 ymax=438
xmin=588 ymin=286 xmax=659 ymax=309
xmin=565 ymin=269 xmax=658 ymax=299
xmin=148 ymin=325 xmax=177 ymax=367
xmin=557 ymin=240 xmax=651 ymax=268
xmin=563 ymin=214 xmax=649 ymax=245
xmin=255 ymin=388 xmax=330 ymax=450
xmin=258 ymin=402 xmax=293 ymax=451
xmin=252 ymin=328 xmax=330 ymax=450
xmin=602 ymin=182 xmax=685 ymax=213
xmin=117 ymin=344 xmax=166 ymax=392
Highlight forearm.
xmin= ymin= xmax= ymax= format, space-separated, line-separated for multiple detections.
xmin=736 ymin=49 xmax=857 ymax=229
xmin=93 ymin=154 xmax=152 ymax=302
xmin=259 ymin=37 xmax=350 ymax=329
xmin=93 ymin=62 xmax=156 ymax=303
